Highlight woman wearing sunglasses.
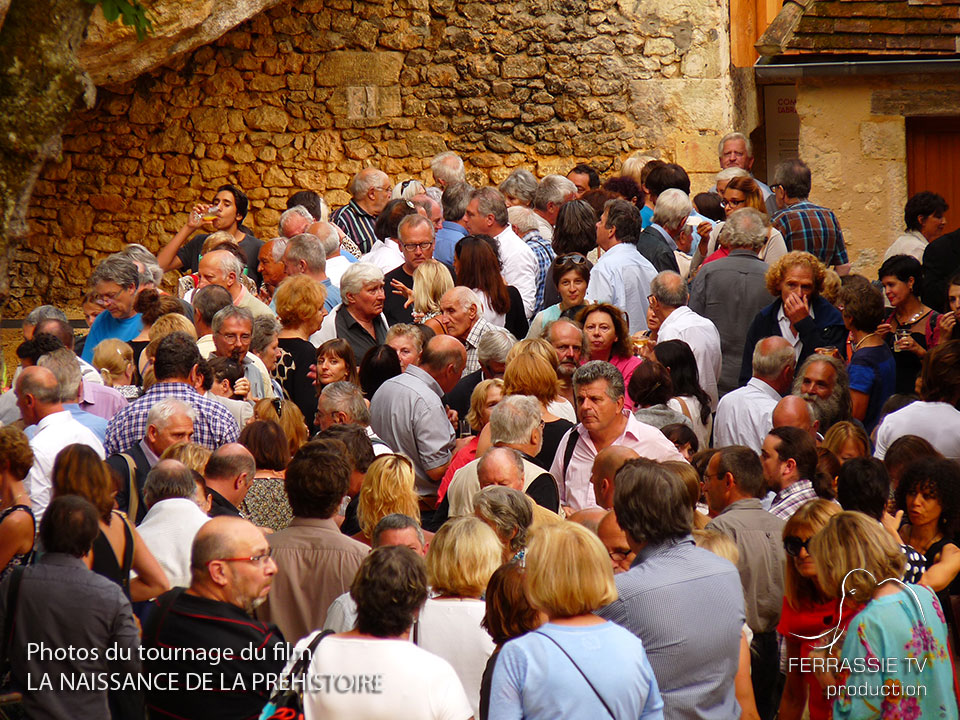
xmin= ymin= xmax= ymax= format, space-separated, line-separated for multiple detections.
xmin=526 ymin=253 xmax=593 ymax=339
xmin=777 ymin=499 xmax=842 ymax=720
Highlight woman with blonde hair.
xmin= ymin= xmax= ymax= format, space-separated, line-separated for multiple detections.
xmin=489 ymin=522 xmax=663 ymax=719
xmin=740 ymin=252 xmax=846 ymax=385
xmin=355 ymin=454 xmax=421 ymax=545
xmin=385 ymin=323 xmax=424 ymax=372
xmin=502 ymin=353 xmax=574 ymax=468
xmin=273 ymin=275 xmax=327 ymax=432
xmin=412 ymin=259 xmax=454 ymax=334
xmin=821 ymin=421 xmax=869 ymax=463
xmin=92 ymin=338 xmax=140 ymax=399
xmin=159 ymin=441 xmax=212 ymax=474
xmin=253 ymin=398 xmax=309 ymax=457
xmin=776 ymin=499 xmax=842 ymax=720
xmin=809 ymin=512 xmax=956 ymax=716
xmin=52 ymin=444 xmax=169 ymax=602
xmin=419 ymin=516 xmax=502 ymax=718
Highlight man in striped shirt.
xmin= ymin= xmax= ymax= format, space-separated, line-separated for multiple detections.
xmin=331 ymin=168 xmax=392 ymax=254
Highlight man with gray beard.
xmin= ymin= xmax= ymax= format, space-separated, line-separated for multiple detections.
xmin=791 ymin=354 xmax=851 ymax=432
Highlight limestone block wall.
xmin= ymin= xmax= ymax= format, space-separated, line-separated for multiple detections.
xmin=12 ymin=0 xmax=735 ymax=314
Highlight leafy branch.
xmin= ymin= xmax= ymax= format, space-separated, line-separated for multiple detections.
xmin=82 ymin=0 xmax=153 ymax=41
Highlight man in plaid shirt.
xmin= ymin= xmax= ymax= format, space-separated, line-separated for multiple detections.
xmin=104 ymin=332 xmax=239 ymax=455
xmin=761 ymin=426 xmax=820 ymax=522
xmin=771 ymin=158 xmax=851 ymax=274
xmin=508 ymin=205 xmax=556 ymax=315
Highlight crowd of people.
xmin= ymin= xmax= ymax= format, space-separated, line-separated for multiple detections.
xmin=1 ymin=137 xmax=959 ymax=719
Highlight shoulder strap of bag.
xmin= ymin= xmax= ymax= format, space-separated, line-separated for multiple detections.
xmin=561 ymin=430 xmax=579 ymax=484
xmin=120 ymin=453 xmax=139 ymax=523
xmin=0 ymin=567 xmax=26 ymax=678
xmin=674 ymin=396 xmax=692 ymax=422
xmin=118 ymin=513 xmax=135 ymax=592
xmin=289 ymin=629 xmax=334 ymax=679
xmin=534 ymin=630 xmax=615 ymax=719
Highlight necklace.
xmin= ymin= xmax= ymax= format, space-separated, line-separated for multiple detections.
xmin=852 ymin=332 xmax=880 ymax=351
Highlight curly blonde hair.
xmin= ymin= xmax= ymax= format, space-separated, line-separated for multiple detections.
xmin=764 ymin=251 xmax=827 ymax=297
xmin=356 ymin=454 xmax=420 ymax=538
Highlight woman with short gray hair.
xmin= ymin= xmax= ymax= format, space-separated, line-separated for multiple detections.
xmin=82 ymin=254 xmax=144 ymax=363
xmin=474 ymin=485 xmax=533 ymax=564
xmin=499 ymin=168 xmax=538 ymax=208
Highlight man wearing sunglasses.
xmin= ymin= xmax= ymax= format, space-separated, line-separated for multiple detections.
xmin=704 ymin=446 xmax=786 ymax=720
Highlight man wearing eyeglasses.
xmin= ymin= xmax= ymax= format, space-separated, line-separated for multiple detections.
xmin=210 ymin=304 xmax=271 ymax=401
xmin=331 ymin=168 xmax=392 ymax=254
xmin=143 ymin=515 xmax=287 ymax=720
xmin=81 ymin=254 xmax=143 ymax=363
xmin=703 ymin=445 xmax=786 ymax=720
xmin=383 ymin=214 xmax=438 ymax=325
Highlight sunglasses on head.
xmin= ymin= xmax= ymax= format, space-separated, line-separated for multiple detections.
xmin=554 ymin=253 xmax=588 ymax=267
xmin=783 ymin=536 xmax=811 ymax=558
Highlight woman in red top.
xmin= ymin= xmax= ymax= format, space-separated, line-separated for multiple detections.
xmin=777 ymin=499 xmax=845 ymax=720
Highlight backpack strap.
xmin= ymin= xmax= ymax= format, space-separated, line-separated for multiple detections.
xmin=561 ymin=430 xmax=579 ymax=486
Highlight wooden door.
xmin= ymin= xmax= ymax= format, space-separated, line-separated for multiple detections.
xmin=906 ymin=117 xmax=960 ymax=235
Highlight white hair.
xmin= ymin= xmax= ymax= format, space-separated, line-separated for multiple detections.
xmin=489 ymin=395 xmax=541 ymax=445
xmin=477 ymin=327 xmax=517 ymax=365
xmin=652 ymin=188 xmax=693 ymax=231
xmin=266 ymin=237 xmax=289 ymax=262
xmin=715 ymin=167 xmax=750 ymax=186
xmin=146 ymin=397 xmax=196 ymax=431
xmin=718 ymin=132 xmax=753 ymax=159
xmin=315 ymin=222 xmax=341 ymax=257
xmin=340 ymin=262 xmax=385 ymax=299
xmin=350 ymin=168 xmax=388 ymax=200
xmin=451 ymin=286 xmax=482 ymax=313
xmin=392 ymin=180 xmax=426 ymax=201
xmin=533 ymin=175 xmax=576 ymax=212
xmin=430 ymin=151 xmax=465 ymax=186
xmin=508 ymin=205 xmax=541 ymax=235
xmin=208 ymin=250 xmax=243 ymax=280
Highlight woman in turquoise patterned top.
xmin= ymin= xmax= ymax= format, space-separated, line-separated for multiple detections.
xmin=810 ymin=512 xmax=957 ymax=719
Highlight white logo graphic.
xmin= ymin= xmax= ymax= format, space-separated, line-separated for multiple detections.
xmin=791 ymin=569 xmax=925 ymax=652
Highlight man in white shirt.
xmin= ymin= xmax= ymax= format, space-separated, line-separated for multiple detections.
xmin=137 ymin=459 xmax=211 ymax=587
xmin=648 ymin=270 xmax=723 ymax=408
xmin=317 ymin=221 xmax=354 ymax=288
xmin=463 ymin=186 xmax=539 ymax=319
xmin=550 ymin=361 xmax=685 ymax=512
xmin=585 ymin=198 xmax=658 ymax=335
xmin=531 ymin=174 xmax=577 ymax=241
xmin=714 ymin=337 xmax=796 ymax=453
xmin=16 ymin=366 xmax=105 ymax=521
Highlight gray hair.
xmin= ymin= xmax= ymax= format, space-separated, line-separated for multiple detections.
xmin=720 ymin=208 xmax=768 ymax=251
xmin=650 ymin=271 xmax=688 ymax=308
xmin=122 ymin=244 xmax=164 ymax=286
xmin=24 ymin=305 xmax=68 ymax=328
xmin=207 ymin=249 xmax=244 ymax=280
xmin=508 ymin=205 xmax=541 ymax=235
xmin=314 ymin=222 xmax=342 ymax=257
xmin=37 ymin=348 xmax=82 ymax=402
xmin=532 ymin=174 xmax=576 ymax=212
xmin=473 ymin=485 xmax=532 ymax=554
xmin=285 ymin=233 xmax=327 ymax=274
xmin=372 ymin=513 xmax=425 ymax=548
xmin=397 ymin=213 xmax=435 ymax=240
xmin=146 ymin=397 xmax=196 ymax=431
xmin=279 ymin=206 xmax=314 ymax=238
xmin=772 ymin=158 xmax=812 ymax=199
xmin=319 ymin=381 xmax=370 ymax=425
xmin=471 ymin=187 xmax=509 ymax=227
xmin=752 ymin=338 xmax=796 ymax=379
xmin=652 ymin=188 xmax=692 ymax=232
xmin=251 ymin=315 xmax=282 ymax=355
xmin=573 ymin=360 xmax=625 ymax=401
xmin=211 ymin=305 xmax=254 ymax=334
xmin=91 ymin=254 xmax=139 ymax=290
xmin=715 ymin=167 xmax=749 ymax=186
xmin=143 ymin=460 xmax=198 ymax=507
xmin=489 ymin=394 xmax=541 ymax=445
xmin=340 ymin=262 xmax=384 ymax=300
xmin=499 ymin=168 xmax=538 ymax=206
xmin=441 ymin=182 xmax=474 ymax=222
xmin=477 ymin=326 xmax=516 ymax=365
xmin=449 ymin=286 xmax=482 ymax=314
xmin=266 ymin=237 xmax=289 ymax=262
xmin=718 ymin=132 xmax=753 ymax=159
xmin=15 ymin=368 xmax=60 ymax=404
xmin=431 ymin=151 xmax=466 ymax=186
xmin=350 ymin=168 xmax=388 ymax=200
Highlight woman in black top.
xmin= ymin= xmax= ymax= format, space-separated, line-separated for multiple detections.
xmin=273 ymin=275 xmax=328 ymax=433
xmin=455 ymin=235 xmax=529 ymax=340
xmin=0 ymin=427 xmax=36 ymax=583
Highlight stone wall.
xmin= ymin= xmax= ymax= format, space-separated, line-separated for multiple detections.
xmin=11 ymin=0 xmax=736 ymax=315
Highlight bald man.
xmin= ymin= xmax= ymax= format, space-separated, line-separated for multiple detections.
xmin=203 ymin=443 xmax=257 ymax=517
xmin=565 ymin=508 xmax=607 ymax=534
xmin=143 ymin=516 xmax=286 ymax=719
xmin=590 ymin=446 xmax=640 ymax=509
xmin=598 ymin=510 xmax=635 ymax=574
xmin=16 ymin=366 xmax=105 ymax=521
xmin=772 ymin=394 xmax=819 ymax=441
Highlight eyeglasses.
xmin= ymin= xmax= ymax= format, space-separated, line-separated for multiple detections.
xmin=208 ymin=549 xmax=273 ymax=567
xmin=402 ymin=241 xmax=434 ymax=252
xmin=783 ymin=536 xmax=811 ymax=558
xmin=216 ymin=333 xmax=252 ymax=343
xmin=95 ymin=288 xmax=129 ymax=305
xmin=271 ymin=397 xmax=283 ymax=417
xmin=769 ymin=184 xmax=782 ymax=192
xmin=555 ymin=253 xmax=588 ymax=267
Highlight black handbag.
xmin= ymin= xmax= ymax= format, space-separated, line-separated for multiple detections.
xmin=258 ymin=629 xmax=333 ymax=720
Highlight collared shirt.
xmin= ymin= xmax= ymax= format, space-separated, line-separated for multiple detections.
xmin=884 ymin=230 xmax=927 ymax=263
xmin=874 ymin=400 xmax=960 ymax=460
xmin=258 ymin=516 xmax=369 ymax=642
xmin=650 ymin=222 xmax=678 ymax=251
xmin=549 ymin=411 xmax=685 ymax=511
xmin=369 ymin=364 xmax=456 ymax=494
xmin=1 ymin=553 xmax=140 ymax=720
xmin=361 ymin=237 xmax=404 ymax=274
xmin=777 ymin=302 xmax=818 ymax=360
xmin=713 ymin=377 xmax=781 ymax=453
xmin=596 ymin=536 xmax=745 ymax=720
xmin=523 ymin=229 xmax=555 ymax=315
xmin=140 ymin=437 xmax=160 ymax=466
xmin=585 ymin=242 xmax=658 ymax=335
xmin=208 ymin=487 xmax=241 ymax=517
xmin=26 ymin=410 xmax=105 ymax=521
xmin=234 ymin=284 xmax=275 ymax=319
xmin=331 ymin=199 xmax=378 ymax=254
xmin=707 ymin=498 xmax=786 ymax=633
xmin=772 ymin=201 xmax=848 ymax=266
xmin=78 ymin=379 xmax=128 ymax=420
xmin=657 ymin=305 xmax=722 ymax=409
xmin=104 ymin=382 xmax=240 ymax=456
xmin=435 ymin=221 xmax=467 ymax=267
xmin=63 ymin=404 xmax=108 ymax=443
xmin=463 ymin=316 xmax=491 ymax=376
xmin=495 ymin=225 xmax=539 ymax=319
xmin=334 ymin=305 xmax=388 ymax=363
xmin=137 ymin=498 xmax=212 ymax=588
xmin=769 ymin=478 xmax=819 ymax=521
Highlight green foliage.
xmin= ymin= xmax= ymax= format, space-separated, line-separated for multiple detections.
xmin=82 ymin=0 xmax=153 ymax=41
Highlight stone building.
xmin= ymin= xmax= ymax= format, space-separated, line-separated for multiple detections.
xmin=12 ymin=0 xmax=744 ymax=314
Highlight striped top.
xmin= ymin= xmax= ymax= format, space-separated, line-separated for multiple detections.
xmin=331 ymin=199 xmax=378 ymax=254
